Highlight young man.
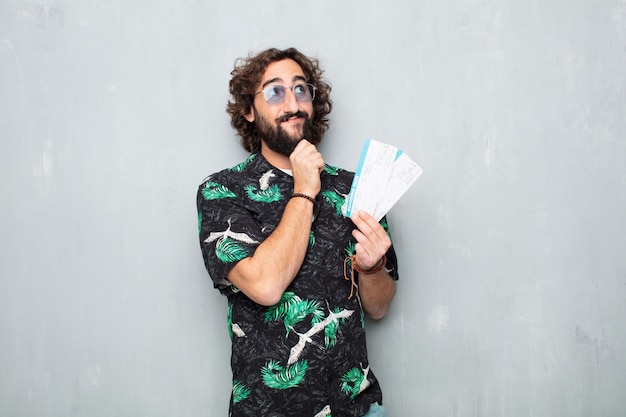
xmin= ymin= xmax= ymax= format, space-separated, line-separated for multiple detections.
xmin=197 ymin=47 xmax=398 ymax=417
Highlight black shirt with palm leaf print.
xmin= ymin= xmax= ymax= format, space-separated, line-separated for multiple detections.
xmin=197 ymin=153 xmax=399 ymax=417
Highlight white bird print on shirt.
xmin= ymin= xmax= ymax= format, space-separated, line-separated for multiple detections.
xmin=232 ymin=323 xmax=246 ymax=338
xmin=205 ymin=218 xmax=258 ymax=244
xmin=259 ymin=169 xmax=276 ymax=191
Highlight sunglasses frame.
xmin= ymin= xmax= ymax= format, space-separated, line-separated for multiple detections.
xmin=255 ymin=83 xmax=316 ymax=104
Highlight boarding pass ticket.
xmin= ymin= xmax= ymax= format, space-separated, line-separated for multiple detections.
xmin=345 ymin=139 xmax=423 ymax=221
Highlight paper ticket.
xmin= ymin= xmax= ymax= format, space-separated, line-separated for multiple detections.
xmin=345 ymin=139 xmax=423 ymax=221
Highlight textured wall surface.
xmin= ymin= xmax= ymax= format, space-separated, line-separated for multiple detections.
xmin=1 ymin=1 xmax=625 ymax=416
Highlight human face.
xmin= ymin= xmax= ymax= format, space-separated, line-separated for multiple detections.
xmin=245 ymin=59 xmax=314 ymax=155
xmin=253 ymin=108 xmax=314 ymax=156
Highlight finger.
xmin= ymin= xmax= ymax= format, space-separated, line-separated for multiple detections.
xmin=292 ymin=142 xmax=323 ymax=165
xmin=290 ymin=140 xmax=308 ymax=159
xmin=351 ymin=228 xmax=375 ymax=257
xmin=351 ymin=211 xmax=391 ymax=254
xmin=351 ymin=211 xmax=383 ymax=240
xmin=351 ymin=239 xmax=379 ymax=270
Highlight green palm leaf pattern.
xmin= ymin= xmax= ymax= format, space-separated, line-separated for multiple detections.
xmin=264 ymin=292 xmax=323 ymax=336
xmin=323 ymin=165 xmax=339 ymax=176
xmin=340 ymin=367 xmax=365 ymax=400
xmin=201 ymin=181 xmax=236 ymax=200
xmin=230 ymin=154 xmax=256 ymax=172
xmin=197 ymin=212 xmax=202 ymax=234
xmin=321 ymin=190 xmax=345 ymax=217
xmin=227 ymin=302 xmax=233 ymax=341
xmin=261 ymin=360 xmax=308 ymax=390
xmin=283 ymin=299 xmax=323 ymax=335
xmin=309 ymin=230 xmax=315 ymax=246
xmin=232 ymin=380 xmax=251 ymax=404
xmin=311 ymin=309 xmax=324 ymax=327
xmin=380 ymin=217 xmax=392 ymax=239
xmin=216 ymin=237 xmax=249 ymax=263
xmin=325 ymin=318 xmax=339 ymax=348
xmin=243 ymin=184 xmax=282 ymax=203
xmin=324 ymin=308 xmax=347 ymax=348
xmin=344 ymin=242 xmax=356 ymax=264
xmin=264 ymin=292 xmax=298 ymax=323
xmin=359 ymin=308 xmax=365 ymax=329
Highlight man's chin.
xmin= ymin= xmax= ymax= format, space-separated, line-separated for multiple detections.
xmin=280 ymin=124 xmax=304 ymax=139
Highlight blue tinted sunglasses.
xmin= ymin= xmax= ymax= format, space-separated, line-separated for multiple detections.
xmin=255 ymin=83 xmax=316 ymax=104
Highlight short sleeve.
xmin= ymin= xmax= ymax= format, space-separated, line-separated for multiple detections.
xmin=197 ymin=175 xmax=264 ymax=296
xmin=381 ymin=215 xmax=399 ymax=281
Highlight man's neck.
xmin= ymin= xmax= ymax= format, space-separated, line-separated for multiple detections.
xmin=260 ymin=142 xmax=291 ymax=170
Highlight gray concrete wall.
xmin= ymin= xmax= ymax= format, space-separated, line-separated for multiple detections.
xmin=1 ymin=1 xmax=625 ymax=416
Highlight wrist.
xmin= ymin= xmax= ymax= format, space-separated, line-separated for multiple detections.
xmin=292 ymin=187 xmax=319 ymax=197
xmin=291 ymin=193 xmax=316 ymax=204
xmin=353 ymin=254 xmax=387 ymax=275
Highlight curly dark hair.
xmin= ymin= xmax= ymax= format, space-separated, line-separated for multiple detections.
xmin=226 ymin=47 xmax=333 ymax=153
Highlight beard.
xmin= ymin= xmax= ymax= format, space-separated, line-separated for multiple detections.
xmin=255 ymin=109 xmax=314 ymax=157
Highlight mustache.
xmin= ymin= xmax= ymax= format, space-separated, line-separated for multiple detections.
xmin=276 ymin=111 xmax=309 ymax=124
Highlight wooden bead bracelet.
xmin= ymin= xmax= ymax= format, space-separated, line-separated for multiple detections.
xmin=291 ymin=193 xmax=316 ymax=204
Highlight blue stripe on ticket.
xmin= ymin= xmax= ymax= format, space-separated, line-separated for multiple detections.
xmin=345 ymin=138 xmax=372 ymax=217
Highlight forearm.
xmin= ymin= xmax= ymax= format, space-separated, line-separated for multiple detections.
xmin=348 ymin=211 xmax=396 ymax=319
xmin=357 ymin=269 xmax=396 ymax=320
xmin=227 ymin=196 xmax=314 ymax=306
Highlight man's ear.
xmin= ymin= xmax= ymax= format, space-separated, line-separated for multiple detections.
xmin=244 ymin=107 xmax=255 ymax=123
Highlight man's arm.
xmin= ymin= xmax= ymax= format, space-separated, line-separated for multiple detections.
xmin=227 ymin=196 xmax=315 ymax=306
xmin=357 ymin=268 xmax=396 ymax=320
xmin=350 ymin=210 xmax=397 ymax=320
xmin=226 ymin=141 xmax=324 ymax=306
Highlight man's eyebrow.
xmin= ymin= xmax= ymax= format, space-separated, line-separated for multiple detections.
xmin=260 ymin=75 xmax=307 ymax=89
xmin=260 ymin=77 xmax=282 ymax=89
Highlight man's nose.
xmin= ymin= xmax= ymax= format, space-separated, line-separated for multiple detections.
xmin=281 ymin=88 xmax=299 ymax=114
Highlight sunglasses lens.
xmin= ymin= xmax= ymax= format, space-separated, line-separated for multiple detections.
xmin=293 ymin=83 xmax=313 ymax=102
xmin=264 ymin=85 xmax=286 ymax=104
xmin=261 ymin=83 xmax=315 ymax=104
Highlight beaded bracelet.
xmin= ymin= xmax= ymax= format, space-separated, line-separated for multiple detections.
xmin=353 ymin=254 xmax=387 ymax=275
xmin=291 ymin=193 xmax=316 ymax=204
